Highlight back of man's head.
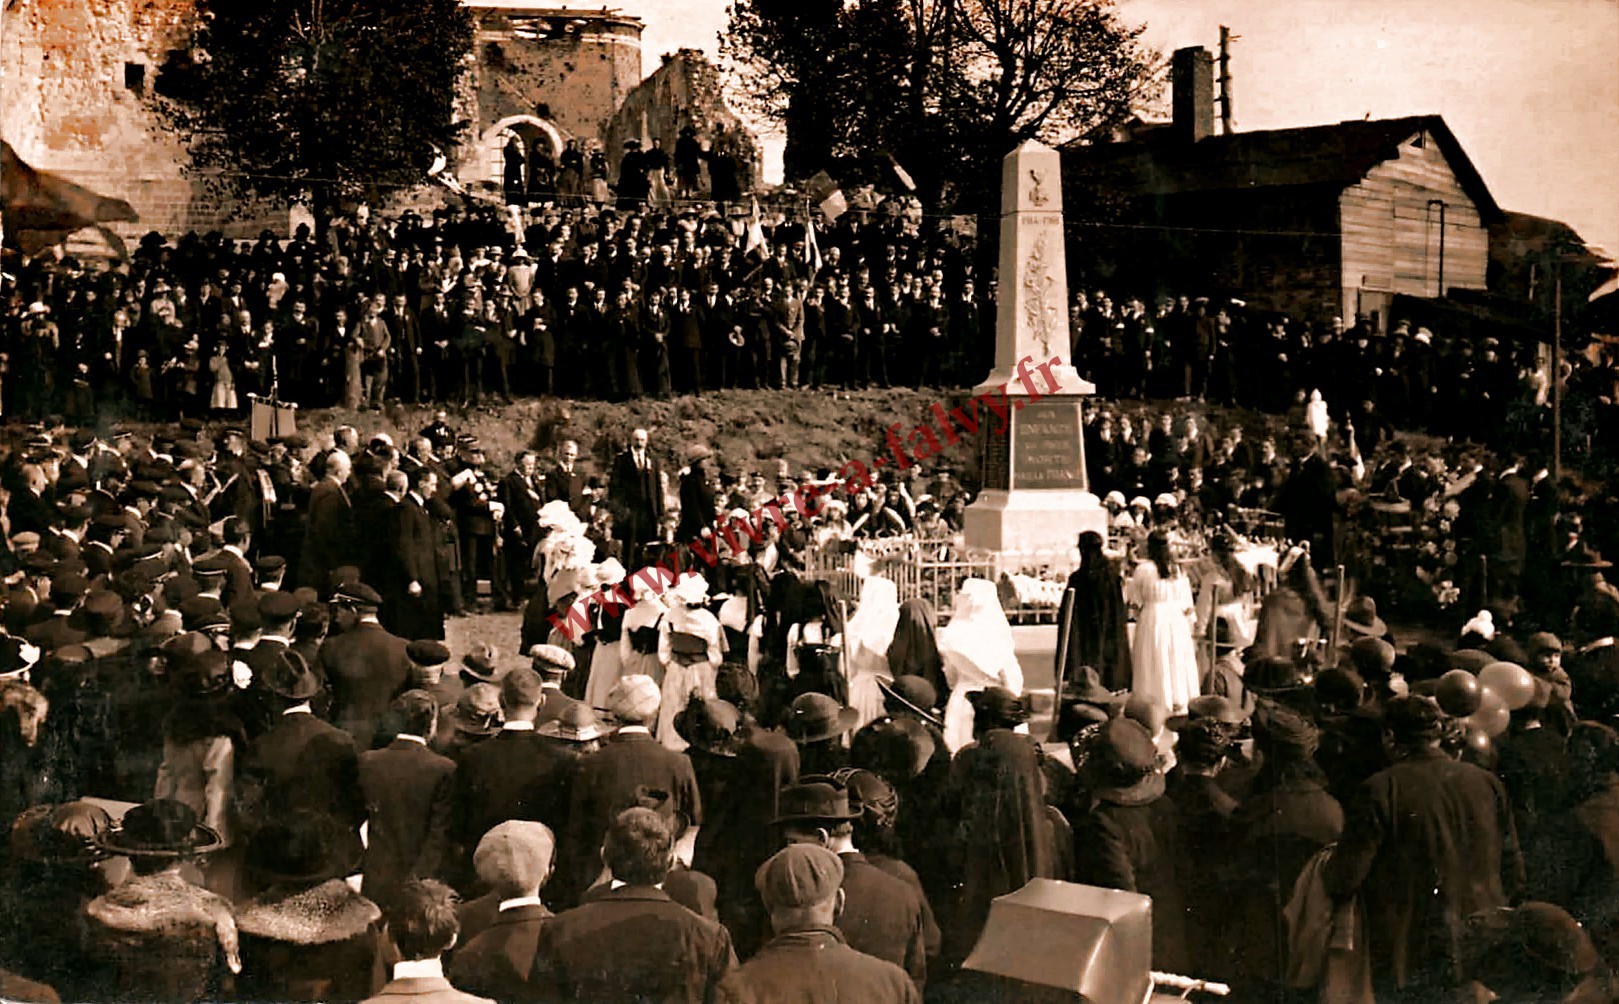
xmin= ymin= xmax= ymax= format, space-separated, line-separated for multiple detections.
xmin=500 ymin=666 xmax=543 ymax=720
xmin=391 ymin=689 xmax=438 ymax=740
xmin=603 ymin=807 xmax=672 ymax=887
xmin=388 ymin=879 xmax=459 ymax=961
xmin=756 ymin=844 xmax=845 ymax=934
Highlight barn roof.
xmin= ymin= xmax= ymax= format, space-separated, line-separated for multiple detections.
xmin=1065 ymin=114 xmax=1502 ymax=222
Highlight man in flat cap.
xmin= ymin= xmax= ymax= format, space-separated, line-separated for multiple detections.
xmin=319 ymin=581 xmax=413 ymax=748
xmin=528 ymin=644 xmax=582 ymax=728
xmin=741 ymin=844 xmax=919 ymax=1003
xmin=447 ymin=821 xmax=556 ymax=1000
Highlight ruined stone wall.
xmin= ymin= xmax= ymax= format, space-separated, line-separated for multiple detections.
xmin=471 ymin=11 xmax=641 ymax=146
xmin=600 ymin=49 xmax=762 ymax=194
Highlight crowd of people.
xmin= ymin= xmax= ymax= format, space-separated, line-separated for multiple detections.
xmin=0 ymin=379 xmax=1616 ymax=1003
xmin=2 ymin=170 xmax=1618 ymax=1001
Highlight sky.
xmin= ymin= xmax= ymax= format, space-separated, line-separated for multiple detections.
xmin=605 ymin=0 xmax=1619 ymax=254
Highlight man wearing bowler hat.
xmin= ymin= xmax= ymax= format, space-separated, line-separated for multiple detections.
xmin=319 ymin=581 xmax=413 ymax=748
xmin=237 ymin=650 xmax=364 ymax=838
xmin=741 ymin=843 xmax=920 ymax=1004
xmin=776 ymin=776 xmax=931 ymax=991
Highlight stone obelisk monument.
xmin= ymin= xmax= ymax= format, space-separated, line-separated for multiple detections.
xmin=962 ymin=140 xmax=1108 ymax=554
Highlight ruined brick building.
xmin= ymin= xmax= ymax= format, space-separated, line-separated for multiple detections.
xmin=2 ymin=0 xmax=759 ymax=242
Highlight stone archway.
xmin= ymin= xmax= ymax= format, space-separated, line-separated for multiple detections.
xmin=474 ymin=115 xmax=566 ymax=191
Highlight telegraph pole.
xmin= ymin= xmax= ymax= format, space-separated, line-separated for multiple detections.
xmin=1217 ymin=27 xmax=1236 ymax=134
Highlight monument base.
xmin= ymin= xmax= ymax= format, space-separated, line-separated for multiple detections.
xmin=963 ymin=488 xmax=1109 ymax=556
xmin=975 ymin=362 xmax=1094 ymax=400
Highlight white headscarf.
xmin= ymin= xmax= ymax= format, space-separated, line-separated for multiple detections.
xmin=844 ymin=576 xmax=901 ymax=660
xmin=937 ymin=578 xmax=1018 ymax=684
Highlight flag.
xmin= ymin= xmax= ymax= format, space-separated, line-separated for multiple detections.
xmin=803 ymin=214 xmax=822 ymax=276
xmin=744 ymin=196 xmax=767 ymax=256
xmin=805 ymin=170 xmax=846 ymax=222
xmin=887 ymin=154 xmax=916 ymax=192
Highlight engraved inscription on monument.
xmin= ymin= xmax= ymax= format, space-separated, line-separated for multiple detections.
xmin=1012 ymin=398 xmax=1085 ymax=490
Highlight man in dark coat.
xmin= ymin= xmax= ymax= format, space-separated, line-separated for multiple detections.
xmin=1527 ymin=722 xmax=1619 ymax=964
xmin=392 ymin=467 xmax=444 ymax=641
xmin=776 ymin=779 xmax=932 ymax=992
xmin=237 ymin=650 xmax=365 ymax=836
xmin=531 ymin=807 xmax=744 ymax=1003
xmin=542 ymin=440 xmax=589 ymax=518
xmin=453 ymin=668 xmax=571 ymax=882
xmin=498 ymin=452 xmax=543 ymax=607
xmin=301 ymin=449 xmax=357 ymax=590
xmin=1276 ymin=440 xmax=1341 ymax=565
xmin=318 ymin=583 xmax=413 ymax=748
xmin=564 ymin=675 xmax=701 ymax=896
xmin=357 ymin=690 xmax=457 ymax=912
xmin=608 ymin=428 xmax=665 ymax=566
xmin=1323 ymin=696 xmax=1524 ymax=1001
xmin=446 ymin=821 xmax=555 ymax=1002
xmin=676 ymin=453 xmax=717 ymax=544
xmin=740 ymin=844 xmax=920 ymax=1004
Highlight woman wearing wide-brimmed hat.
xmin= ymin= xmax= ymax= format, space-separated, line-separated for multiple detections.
xmin=4 ymin=801 xmax=119 ymax=1000
xmin=83 ymin=798 xmax=238 ymax=1003
xmin=234 ymin=809 xmax=384 ymax=1003
xmin=1068 ymin=717 xmax=1187 ymax=973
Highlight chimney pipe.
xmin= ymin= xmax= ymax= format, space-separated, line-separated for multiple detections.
xmin=1171 ymin=46 xmax=1214 ymax=144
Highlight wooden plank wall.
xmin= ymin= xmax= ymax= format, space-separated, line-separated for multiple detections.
xmin=1339 ymin=127 xmax=1489 ymax=320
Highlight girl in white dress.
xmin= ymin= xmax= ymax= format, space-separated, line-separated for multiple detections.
xmin=937 ymin=578 xmax=1024 ymax=752
xmin=1129 ymin=529 xmax=1200 ymax=719
xmin=656 ymin=573 xmax=722 ymax=750
xmin=620 ymin=568 xmax=674 ymax=687
xmin=843 ymin=576 xmax=900 ymax=729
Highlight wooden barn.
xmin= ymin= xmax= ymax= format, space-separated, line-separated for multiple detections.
xmin=1062 ymin=46 xmax=1503 ymax=331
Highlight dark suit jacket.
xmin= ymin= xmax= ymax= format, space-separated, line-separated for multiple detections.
xmin=837 ymin=851 xmax=930 ymax=990
xmin=542 ymin=465 xmax=588 ymax=517
xmin=533 ymin=686 xmax=585 ymax=730
xmin=394 ymin=495 xmax=439 ymax=587
xmin=453 ymin=728 xmax=572 ymax=854
xmin=677 ymin=468 xmax=717 ymax=543
xmin=302 ymin=479 xmax=357 ymax=589
xmin=319 ymin=620 xmax=414 ymax=747
xmin=740 ymin=927 xmax=919 ymax=1004
xmin=608 ymin=450 xmax=665 ymax=543
xmin=530 ymin=885 xmax=744 ymax=1004
xmin=445 ymin=903 xmax=551 ymax=1002
xmin=238 ymin=709 xmax=363 ymax=830
xmin=1323 ymin=749 xmax=1524 ymax=991
xmin=565 ymin=732 xmax=701 ymax=889
xmin=358 ymin=739 xmax=456 ymax=907
xmin=219 ymin=548 xmax=256 ymax=610
xmin=498 ymin=471 xmax=542 ymax=549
